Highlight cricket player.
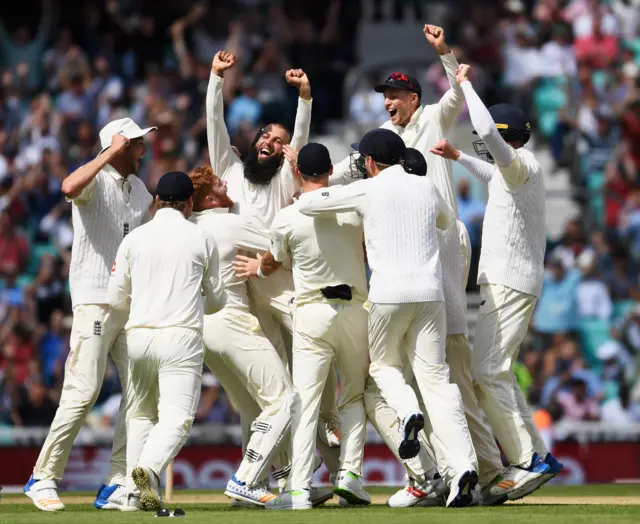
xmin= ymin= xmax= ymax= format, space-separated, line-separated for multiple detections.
xmin=24 ymin=118 xmax=156 ymax=512
xmin=234 ymin=143 xmax=370 ymax=510
xmin=207 ymin=50 xmax=342 ymax=476
xmin=430 ymin=64 xmax=564 ymax=500
xmin=297 ymin=129 xmax=479 ymax=508
xmin=335 ymin=24 xmax=509 ymax=507
xmin=187 ymin=165 xmax=333 ymax=508
xmin=107 ymin=171 xmax=227 ymax=511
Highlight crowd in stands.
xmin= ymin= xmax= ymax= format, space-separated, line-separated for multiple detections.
xmin=0 ymin=0 xmax=639 ymax=433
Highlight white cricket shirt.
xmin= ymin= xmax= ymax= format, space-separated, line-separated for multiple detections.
xmin=191 ymin=208 xmax=271 ymax=310
xmin=206 ymin=72 xmax=312 ymax=228
xmin=68 ymin=164 xmax=152 ymax=307
xmin=270 ymin=195 xmax=368 ymax=305
xmin=107 ymin=208 xmax=227 ymax=332
xmin=298 ymin=166 xmax=453 ymax=304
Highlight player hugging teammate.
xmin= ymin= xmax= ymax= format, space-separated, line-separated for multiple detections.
xmin=25 ymin=21 xmax=561 ymax=514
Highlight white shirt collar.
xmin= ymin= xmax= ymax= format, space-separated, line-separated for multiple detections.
xmin=103 ymin=163 xmax=130 ymax=181
xmin=392 ymin=105 xmax=423 ymax=134
xmin=155 ymin=208 xmax=186 ymax=220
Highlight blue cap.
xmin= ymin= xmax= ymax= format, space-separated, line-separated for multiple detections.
xmin=353 ymin=129 xmax=406 ymax=165
xmin=297 ymin=143 xmax=332 ymax=177
xmin=156 ymin=171 xmax=194 ymax=202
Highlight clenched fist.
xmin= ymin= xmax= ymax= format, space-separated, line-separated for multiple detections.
xmin=110 ymin=133 xmax=130 ymax=156
xmin=430 ymin=139 xmax=460 ymax=161
xmin=285 ymin=69 xmax=311 ymax=100
xmin=424 ymin=24 xmax=449 ymax=55
xmin=456 ymin=64 xmax=472 ymax=85
xmin=212 ymin=51 xmax=236 ymax=77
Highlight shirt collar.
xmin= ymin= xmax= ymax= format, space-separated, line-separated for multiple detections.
xmin=154 ymin=208 xmax=186 ymax=220
xmin=392 ymin=105 xmax=423 ymax=133
xmin=192 ymin=207 xmax=230 ymax=218
xmin=103 ymin=163 xmax=129 ymax=181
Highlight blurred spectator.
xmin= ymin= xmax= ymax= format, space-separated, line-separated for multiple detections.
xmin=12 ymin=378 xmax=57 ymax=427
xmin=0 ymin=211 xmax=29 ymax=278
xmin=576 ymin=250 xmax=612 ymax=321
xmin=456 ymin=178 xmax=485 ymax=248
xmin=38 ymin=309 xmax=67 ymax=387
xmin=533 ymin=253 xmax=580 ymax=341
xmin=226 ymin=76 xmax=262 ymax=136
xmin=554 ymin=376 xmax=601 ymax=421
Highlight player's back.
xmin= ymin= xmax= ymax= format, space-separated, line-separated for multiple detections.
xmin=273 ymin=200 xmax=367 ymax=305
xmin=124 ymin=208 xmax=213 ymax=331
xmin=363 ymin=165 xmax=445 ymax=304
xmin=191 ymin=210 xmax=270 ymax=310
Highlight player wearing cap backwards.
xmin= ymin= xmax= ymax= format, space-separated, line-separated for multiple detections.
xmin=24 ymin=118 xmax=156 ymax=512
xmin=107 ymin=171 xmax=227 ymax=511
xmin=297 ymin=129 xmax=479 ymax=508
xmin=234 ymin=143 xmax=371 ymax=510
xmin=187 ymin=165 xmax=333 ymax=508
xmin=431 ymin=64 xmax=563 ymax=501
xmin=208 ymin=50 xmax=342 ymax=483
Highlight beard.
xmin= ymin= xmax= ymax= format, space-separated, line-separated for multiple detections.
xmin=243 ymin=147 xmax=283 ymax=185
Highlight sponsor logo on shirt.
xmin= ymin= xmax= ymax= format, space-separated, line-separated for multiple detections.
xmin=112 ymin=260 xmax=116 ymax=273
xmin=93 ymin=321 xmax=102 ymax=336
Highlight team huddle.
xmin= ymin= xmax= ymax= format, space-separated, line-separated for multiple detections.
xmin=22 ymin=24 xmax=562 ymax=513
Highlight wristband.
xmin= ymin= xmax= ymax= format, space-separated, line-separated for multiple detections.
xmin=257 ymin=265 xmax=266 ymax=279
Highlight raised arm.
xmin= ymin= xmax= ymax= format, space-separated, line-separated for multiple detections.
xmin=423 ymin=25 xmax=464 ymax=133
xmin=61 ymin=133 xmax=129 ymax=201
xmin=430 ymin=139 xmax=494 ymax=184
xmin=107 ymin=237 xmax=132 ymax=311
xmin=298 ymin=179 xmax=370 ymax=216
xmin=207 ymin=51 xmax=242 ymax=179
xmin=202 ymin=236 xmax=227 ymax=315
xmin=279 ymin=69 xmax=313 ymax=195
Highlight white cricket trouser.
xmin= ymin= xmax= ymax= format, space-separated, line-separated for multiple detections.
xmin=364 ymin=376 xmax=438 ymax=484
xmin=289 ymin=301 xmax=369 ymax=490
xmin=472 ymin=284 xmax=548 ymax=467
xmin=446 ymin=334 xmax=504 ymax=487
xmin=34 ymin=304 xmax=129 ymax=485
xmin=202 ymin=307 xmax=294 ymax=486
xmin=368 ymin=301 xmax=477 ymax=485
xmin=249 ymin=281 xmax=342 ymax=480
xmin=125 ymin=327 xmax=203 ymax=480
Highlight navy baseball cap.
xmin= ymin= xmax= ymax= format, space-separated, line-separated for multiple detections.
xmin=156 ymin=171 xmax=194 ymax=202
xmin=473 ymin=103 xmax=531 ymax=138
xmin=404 ymin=148 xmax=427 ymax=176
xmin=374 ymin=72 xmax=422 ymax=100
xmin=297 ymin=143 xmax=332 ymax=177
xmin=352 ymin=129 xmax=406 ymax=166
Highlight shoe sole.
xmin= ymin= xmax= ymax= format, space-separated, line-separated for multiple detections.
xmin=387 ymin=495 xmax=445 ymax=508
xmin=507 ymin=471 xmax=552 ymax=501
xmin=333 ymin=487 xmax=370 ymax=506
xmin=447 ymin=471 xmax=479 ymax=508
xmin=398 ymin=413 xmax=424 ymax=460
xmin=224 ymin=489 xmax=272 ymax=507
xmin=132 ymin=467 xmax=162 ymax=511
xmin=311 ymin=491 xmax=334 ymax=507
xmin=94 ymin=501 xmax=122 ymax=510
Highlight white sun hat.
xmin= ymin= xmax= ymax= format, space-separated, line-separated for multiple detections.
xmin=98 ymin=117 xmax=157 ymax=155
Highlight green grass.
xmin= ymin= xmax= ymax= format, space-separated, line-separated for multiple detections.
xmin=2 ymin=485 xmax=639 ymax=524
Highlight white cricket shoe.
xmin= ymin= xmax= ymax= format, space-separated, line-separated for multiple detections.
xmin=319 ymin=417 xmax=341 ymax=448
xmin=446 ymin=470 xmax=479 ymax=508
xmin=24 ymin=476 xmax=65 ymax=512
xmin=505 ymin=453 xmax=552 ymax=501
xmin=120 ymin=494 xmax=142 ymax=512
xmin=265 ymin=489 xmax=312 ymax=510
xmin=131 ymin=466 xmax=164 ymax=511
xmin=94 ymin=484 xmax=129 ymax=510
xmin=333 ymin=470 xmax=371 ymax=505
xmin=387 ymin=476 xmax=447 ymax=507
xmin=478 ymin=473 xmax=510 ymax=506
xmin=225 ymin=476 xmax=277 ymax=507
